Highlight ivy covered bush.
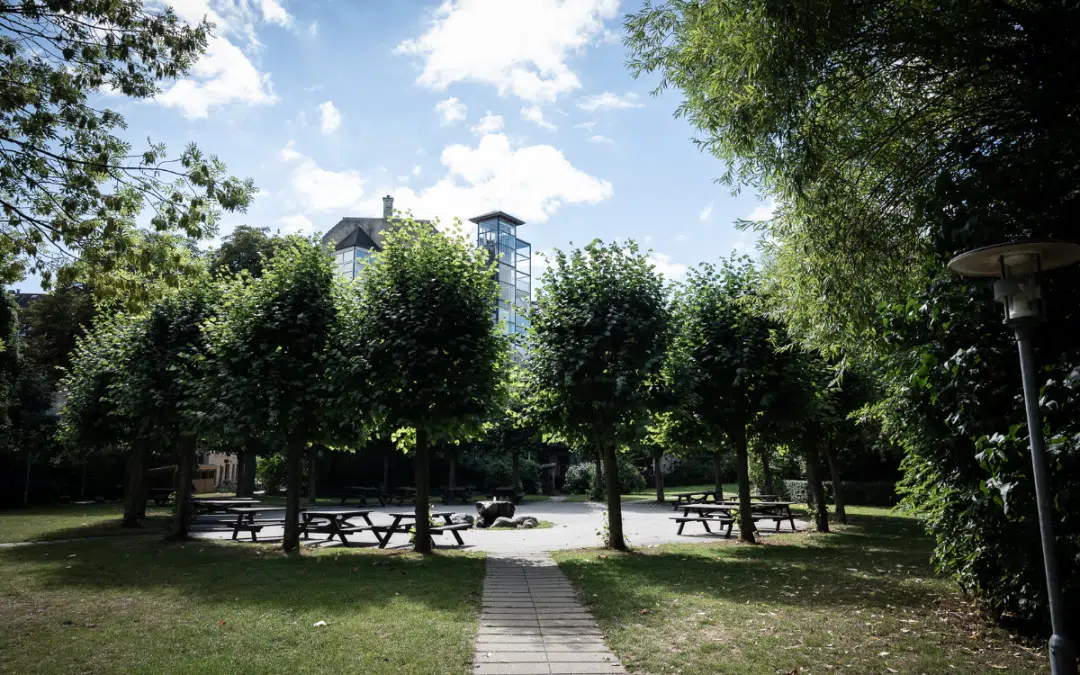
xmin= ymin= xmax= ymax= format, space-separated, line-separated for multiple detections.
xmin=564 ymin=459 xmax=646 ymax=495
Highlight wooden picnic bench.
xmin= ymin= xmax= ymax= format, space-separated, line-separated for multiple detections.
xmin=671 ymin=515 xmax=735 ymax=537
xmin=676 ymin=502 xmax=798 ymax=534
xmin=387 ymin=487 xmax=417 ymax=506
xmin=671 ymin=491 xmax=721 ymax=508
xmin=191 ymin=498 xmax=260 ymax=519
xmin=148 ymin=488 xmax=175 ymax=506
xmin=438 ymin=485 xmax=475 ymax=505
xmin=372 ymin=511 xmax=470 ymax=548
xmin=338 ymin=486 xmax=387 ymax=507
xmin=299 ymin=508 xmax=376 ymax=546
xmin=224 ymin=506 xmax=286 ymax=542
xmin=486 ymin=486 xmax=524 ymax=504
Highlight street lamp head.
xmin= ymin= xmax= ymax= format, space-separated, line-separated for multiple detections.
xmin=947 ymin=241 xmax=1080 ymax=325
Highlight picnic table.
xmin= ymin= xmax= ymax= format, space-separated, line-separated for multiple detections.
xmin=338 ymin=486 xmax=386 ymax=507
xmin=372 ymin=511 xmax=470 ymax=549
xmin=148 ymin=487 xmax=175 ymax=506
xmin=388 ymin=487 xmax=417 ymax=506
xmin=192 ymin=497 xmax=259 ymax=518
xmin=438 ymin=485 xmax=475 ymax=505
xmin=673 ymin=501 xmax=797 ymax=536
xmin=670 ymin=492 xmax=780 ymax=509
xmin=300 ymin=508 xmax=375 ymax=546
xmin=486 ymin=486 xmax=524 ymax=504
xmin=224 ymin=506 xmax=286 ymax=542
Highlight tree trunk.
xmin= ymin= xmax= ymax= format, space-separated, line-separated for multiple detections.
xmin=804 ymin=436 xmax=830 ymax=533
xmin=511 ymin=449 xmax=521 ymax=493
xmin=123 ymin=444 xmax=145 ymax=527
xmin=136 ymin=456 xmax=149 ymax=519
xmin=169 ymin=443 xmax=196 ymax=540
xmin=413 ymin=428 xmax=433 ymax=554
xmin=307 ymin=447 xmax=317 ymax=506
xmin=823 ymin=437 xmax=847 ymax=524
xmin=600 ymin=440 xmax=627 ymax=551
xmin=235 ymin=452 xmax=249 ymax=498
xmin=448 ymin=446 xmax=457 ymax=491
xmin=733 ymin=426 xmax=756 ymax=544
xmin=591 ymin=449 xmax=603 ymax=501
xmin=760 ymin=450 xmax=775 ymax=496
xmin=283 ymin=435 xmax=304 ymax=553
xmin=80 ymin=459 xmax=88 ymax=500
xmin=653 ymin=448 xmax=665 ymax=503
xmin=382 ymin=454 xmax=390 ymax=494
xmin=23 ymin=450 xmax=32 ymax=506
xmin=713 ymin=449 xmax=724 ymax=500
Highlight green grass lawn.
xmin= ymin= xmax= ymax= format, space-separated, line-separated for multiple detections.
xmin=485 ymin=520 xmax=555 ymax=530
xmin=554 ymin=506 xmax=1043 ymax=675
xmin=0 ymin=503 xmax=174 ymax=544
xmin=0 ymin=537 xmax=484 ymax=675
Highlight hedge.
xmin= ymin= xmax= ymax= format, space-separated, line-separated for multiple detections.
xmin=774 ymin=480 xmax=897 ymax=506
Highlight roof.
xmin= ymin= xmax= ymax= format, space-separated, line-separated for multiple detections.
xmin=335 ymin=226 xmax=380 ymax=252
xmin=469 ymin=210 xmax=525 ymax=226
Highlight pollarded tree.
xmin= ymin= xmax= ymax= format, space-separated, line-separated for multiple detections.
xmin=667 ymin=257 xmax=783 ymax=543
xmin=205 ymin=239 xmax=341 ymax=553
xmin=348 ymin=218 xmax=507 ymax=554
xmin=58 ymin=312 xmax=144 ymax=525
xmin=529 ymin=241 xmax=670 ymax=551
xmin=110 ymin=282 xmax=220 ymax=538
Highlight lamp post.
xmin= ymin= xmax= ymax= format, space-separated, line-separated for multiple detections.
xmin=948 ymin=241 xmax=1080 ymax=675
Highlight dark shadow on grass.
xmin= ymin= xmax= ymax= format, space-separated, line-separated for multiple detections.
xmin=557 ymin=510 xmax=941 ymax=617
xmin=0 ymin=534 xmax=486 ymax=617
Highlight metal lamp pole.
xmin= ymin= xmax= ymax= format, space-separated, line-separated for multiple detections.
xmin=1015 ymin=323 xmax=1075 ymax=675
xmin=949 ymin=241 xmax=1080 ymax=675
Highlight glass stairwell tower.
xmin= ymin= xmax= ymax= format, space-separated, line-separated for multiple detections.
xmin=472 ymin=211 xmax=531 ymax=337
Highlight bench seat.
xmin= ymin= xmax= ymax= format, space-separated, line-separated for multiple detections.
xmin=672 ymin=516 xmax=734 ymax=537
xmin=231 ymin=519 xmax=286 ymax=542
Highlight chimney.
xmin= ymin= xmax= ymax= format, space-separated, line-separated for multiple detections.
xmin=382 ymin=195 xmax=393 ymax=220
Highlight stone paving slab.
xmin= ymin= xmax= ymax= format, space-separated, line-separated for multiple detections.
xmin=474 ymin=555 xmax=626 ymax=675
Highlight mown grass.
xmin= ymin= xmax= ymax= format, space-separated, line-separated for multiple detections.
xmin=0 ymin=503 xmax=173 ymax=544
xmin=554 ymin=507 xmax=1043 ymax=675
xmin=484 ymin=520 xmax=555 ymax=530
xmin=0 ymin=537 xmax=484 ymax=675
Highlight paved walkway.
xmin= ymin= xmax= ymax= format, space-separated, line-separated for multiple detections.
xmin=476 ymin=554 xmax=625 ymax=675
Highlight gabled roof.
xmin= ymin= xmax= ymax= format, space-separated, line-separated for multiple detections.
xmin=335 ymin=226 xmax=380 ymax=252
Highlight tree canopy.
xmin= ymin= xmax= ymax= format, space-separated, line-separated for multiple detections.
xmin=1 ymin=0 xmax=256 ymax=301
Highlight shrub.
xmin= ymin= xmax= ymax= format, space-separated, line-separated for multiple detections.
xmin=777 ymin=479 xmax=897 ymax=506
xmin=564 ymin=458 xmax=646 ymax=495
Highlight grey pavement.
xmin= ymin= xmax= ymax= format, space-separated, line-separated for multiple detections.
xmin=475 ymin=554 xmax=625 ymax=675
xmin=188 ymin=499 xmax=806 ymax=553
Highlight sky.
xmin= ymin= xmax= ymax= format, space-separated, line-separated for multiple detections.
xmin=18 ymin=0 xmax=774 ymax=292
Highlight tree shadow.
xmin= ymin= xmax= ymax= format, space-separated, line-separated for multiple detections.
xmin=558 ymin=510 xmax=940 ymax=615
xmin=0 ymin=534 xmax=485 ymax=617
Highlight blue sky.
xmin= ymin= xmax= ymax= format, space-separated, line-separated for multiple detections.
xmin=19 ymin=0 xmax=773 ymax=292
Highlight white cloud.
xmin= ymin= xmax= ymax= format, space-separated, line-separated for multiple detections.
xmin=699 ymin=202 xmax=713 ymax=221
xmin=258 ymin=0 xmax=291 ymax=26
xmin=318 ymin=100 xmax=341 ymax=134
xmin=435 ymin=97 xmax=468 ymax=124
xmin=647 ymin=252 xmax=687 ymax=282
xmin=574 ymin=120 xmax=596 ymax=131
xmin=578 ymin=91 xmax=644 ymax=112
xmin=278 ymin=214 xmax=315 ymax=235
xmin=280 ymin=140 xmax=302 ymax=161
xmin=412 ymin=164 xmax=423 ymax=177
xmin=279 ymin=134 xmax=612 ymax=228
xmin=156 ymin=0 xmax=278 ymax=118
xmin=471 ymin=111 xmax=505 ymax=135
xmin=396 ymin=0 xmax=619 ymax=103
xmin=530 ymin=248 xmax=551 ymax=287
xmin=521 ymin=105 xmax=557 ymax=130
xmin=308 ymin=20 xmax=319 ymax=37
xmin=588 ymin=134 xmax=613 ymax=145
xmin=745 ymin=199 xmax=777 ymax=221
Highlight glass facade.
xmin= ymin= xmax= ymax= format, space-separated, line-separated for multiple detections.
xmin=333 ymin=246 xmax=372 ymax=279
xmin=476 ymin=214 xmax=531 ymax=336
